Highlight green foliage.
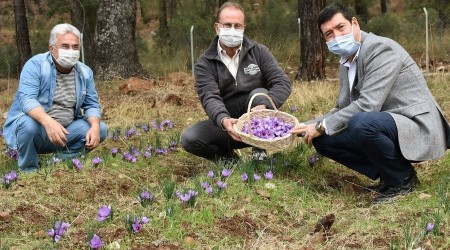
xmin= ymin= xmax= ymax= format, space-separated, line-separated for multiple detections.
xmin=0 ymin=45 xmax=19 ymax=78
xmin=364 ymin=13 xmax=401 ymax=39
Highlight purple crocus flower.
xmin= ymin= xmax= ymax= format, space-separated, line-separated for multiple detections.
xmin=48 ymin=220 xmax=70 ymax=242
xmin=111 ymin=148 xmax=120 ymax=157
xmin=264 ymin=171 xmax=273 ymax=180
xmin=92 ymin=157 xmax=103 ymax=167
xmin=72 ymin=158 xmax=83 ymax=170
xmin=201 ymin=182 xmax=210 ymax=189
xmin=143 ymin=124 xmax=150 ymax=132
xmin=131 ymin=216 xmax=150 ymax=233
xmin=90 ymin=234 xmax=102 ymax=249
xmin=253 ymin=174 xmax=261 ymax=181
xmin=176 ymin=190 xmax=198 ymax=203
xmin=217 ymin=181 xmax=227 ymax=189
xmin=308 ymin=153 xmax=319 ymax=167
xmin=205 ymin=186 xmax=213 ymax=194
xmin=207 ymin=170 xmax=214 ymax=178
xmin=4 ymin=170 xmax=18 ymax=184
xmin=97 ymin=205 xmax=111 ymax=222
xmin=241 ymin=173 xmax=248 ymax=182
xmin=426 ymin=222 xmax=434 ymax=234
xmin=138 ymin=190 xmax=153 ymax=205
xmin=155 ymin=148 xmax=167 ymax=155
xmin=143 ymin=151 xmax=152 ymax=158
xmin=221 ymin=169 xmax=231 ymax=178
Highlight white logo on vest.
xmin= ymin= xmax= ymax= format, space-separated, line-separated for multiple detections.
xmin=244 ymin=64 xmax=261 ymax=75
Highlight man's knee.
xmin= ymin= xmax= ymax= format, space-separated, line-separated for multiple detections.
xmin=17 ymin=116 xmax=41 ymax=137
xmin=100 ymin=122 xmax=108 ymax=142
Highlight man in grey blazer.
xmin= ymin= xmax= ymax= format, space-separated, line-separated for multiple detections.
xmin=291 ymin=4 xmax=450 ymax=203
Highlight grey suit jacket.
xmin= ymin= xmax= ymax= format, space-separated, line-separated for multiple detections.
xmin=316 ymin=31 xmax=450 ymax=161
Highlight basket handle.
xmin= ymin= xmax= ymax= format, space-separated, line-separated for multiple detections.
xmin=246 ymin=93 xmax=278 ymax=114
xmin=245 ymin=93 xmax=278 ymax=140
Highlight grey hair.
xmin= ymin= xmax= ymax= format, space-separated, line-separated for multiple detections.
xmin=48 ymin=23 xmax=80 ymax=46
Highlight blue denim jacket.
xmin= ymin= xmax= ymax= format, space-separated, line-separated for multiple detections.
xmin=2 ymin=52 xmax=102 ymax=149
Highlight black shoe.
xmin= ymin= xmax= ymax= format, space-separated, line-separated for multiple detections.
xmin=373 ymin=171 xmax=419 ymax=204
xmin=362 ymin=179 xmax=387 ymax=193
xmin=251 ymin=147 xmax=267 ymax=161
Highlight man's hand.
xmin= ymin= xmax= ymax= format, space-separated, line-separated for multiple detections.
xmin=86 ymin=117 xmax=101 ymax=150
xmin=290 ymin=123 xmax=323 ymax=145
xmin=43 ymin=118 xmax=69 ymax=147
xmin=222 ymin=117 xmax=242 ymax=141
xmin=28 ymin=107 xmax=68 ymax=147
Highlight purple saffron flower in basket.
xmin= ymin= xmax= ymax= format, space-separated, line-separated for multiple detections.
xmin=264 ymin=171 xmax=273 ymax=180
xmin=72 ymin=158 xmax=83 ymax=170
xmin=221 ymin=168 xmax=231 ymax=178
xmin=97 ymin=205 xmax=112 ymax=222
xmin=207 ymin=170 xmax=214 ymax=178
xmin=242 ymin=117 xmax=294 ymax=140
xmin=90 ymin=234 xmax=102 ymax=249
xmin=241 ymin=173 xmax=248 ymax=182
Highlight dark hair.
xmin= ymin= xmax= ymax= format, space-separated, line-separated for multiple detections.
xmin=216 ymin=2 xmax=245 ymax=23
xmin=317 ymin=3 xmax=353 ymax=31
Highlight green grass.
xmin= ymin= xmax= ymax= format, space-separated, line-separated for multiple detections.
xmin=1 ymin=74 xmax=450 ymax=249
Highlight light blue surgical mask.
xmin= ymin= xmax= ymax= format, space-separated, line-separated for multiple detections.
xmin=326 ymin=25 xmax=361 ymax=58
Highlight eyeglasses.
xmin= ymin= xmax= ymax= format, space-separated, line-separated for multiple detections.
xmin=54 ymin=44 xmax=80 ymax=50
xmin=216 ymin=22 xmax=245 ymax=31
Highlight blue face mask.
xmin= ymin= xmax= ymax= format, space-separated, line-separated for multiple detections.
xmin=326 ymin=26 xmax=360 ymax=58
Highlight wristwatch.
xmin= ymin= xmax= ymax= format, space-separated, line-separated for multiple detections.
xmin=315 ymin=121 xmax=325 ymax=134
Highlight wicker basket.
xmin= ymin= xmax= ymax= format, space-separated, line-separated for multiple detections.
xmin=233 ymin=93 xmax=300 ymax=152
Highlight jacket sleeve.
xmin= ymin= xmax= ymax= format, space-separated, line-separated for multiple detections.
xmin=195 ymin=56 xmax=230 ymax=127
xmin=19 ymin=59 xmax=46 ymax=114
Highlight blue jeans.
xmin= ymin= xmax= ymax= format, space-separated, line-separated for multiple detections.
xmin=15 ymin=116 xmax=107 ymax=172
xmin=312 ymin=112 xmax=414 ymax=186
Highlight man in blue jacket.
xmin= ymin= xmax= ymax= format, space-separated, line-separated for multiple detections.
xmin=180 ymin=2 xmax=291 ymax=162
xmin=291 ymin=4 xmax=450 ymax=203
xmin=3 ymin=23 xmax=107 ymax=172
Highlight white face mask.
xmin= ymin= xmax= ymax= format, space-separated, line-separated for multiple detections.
xmin=54 ymin=49 xmax=79 ymax=68
xmin=326 ymin=25 xmax=361 ymax=58
xmin=218 ymin=27 xmax=244 ymax=48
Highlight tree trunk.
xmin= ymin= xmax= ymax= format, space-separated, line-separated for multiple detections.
xmin=169 ymin=0 xmax=177 ymax=19
xmin=159 ymin=0 xmax=170 ymax=46
xmin=13 ymin=0 xmax=32 ymax=72
xmin=380 ymin=0 xmax=387 ymax=13
xmin=69 ymin=0 xmax=98 ymax=67
xmin=296 ymin=0 xmax=326 ymax=81
xmin=94 ymin=0 xmax=146 ymax=80
xmin=354 ymin=0 xmax=368 ymax=24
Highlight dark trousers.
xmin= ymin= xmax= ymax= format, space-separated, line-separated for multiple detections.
xmin=180 ymin=88 xmax=271 ymax=161
xmin=312 ymin=112 xmax=414 ymax=186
